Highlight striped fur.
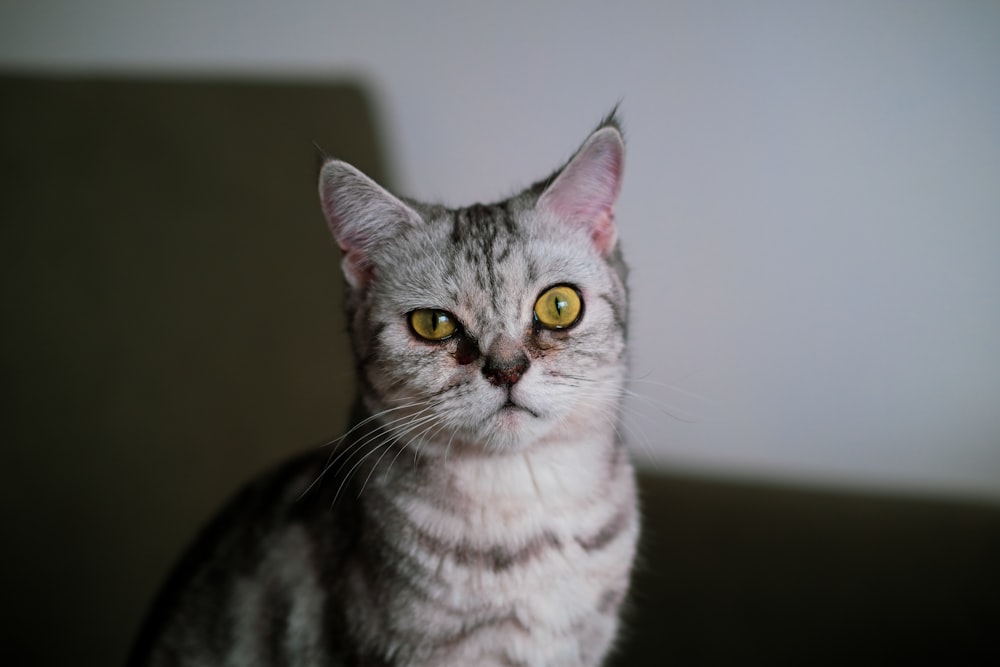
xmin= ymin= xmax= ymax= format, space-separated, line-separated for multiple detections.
xmin=130 ymin=115 xmax=638 ymax=667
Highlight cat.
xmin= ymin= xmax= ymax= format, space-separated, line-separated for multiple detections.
xmin=128 ymin=112 xmax=638 ymax=667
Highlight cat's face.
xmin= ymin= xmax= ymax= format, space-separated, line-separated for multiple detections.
xmin=320 ymin=121 xmax=627 ymax=454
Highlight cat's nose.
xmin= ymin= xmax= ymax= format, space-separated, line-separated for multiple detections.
xmin=482 ymin=336 xmax=530 ymax=387
xmin=483 ymin=357 xmax=529 ymax=386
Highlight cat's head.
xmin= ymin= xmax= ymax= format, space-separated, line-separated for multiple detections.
xmin=319 ymin=116 xmax=628 ymax=454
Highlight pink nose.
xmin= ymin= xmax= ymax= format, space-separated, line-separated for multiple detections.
xmin=482 ymin=335 xmax=530 ymax=386
xmin=483 ymin=360 xmax=528 ymax=386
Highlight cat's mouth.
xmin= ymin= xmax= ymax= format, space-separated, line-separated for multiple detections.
xmin=497 ymin=396 xmax=540 ymax=419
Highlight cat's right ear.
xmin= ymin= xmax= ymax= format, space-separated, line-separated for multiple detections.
xmin=537 ymin=124 xmax=625 ymax=257
xmin=318 ymin=160 xmax=420 ymax=289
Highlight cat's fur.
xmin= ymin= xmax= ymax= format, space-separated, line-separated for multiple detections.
xmin=129 ymin=114 xmax=638 ymax=667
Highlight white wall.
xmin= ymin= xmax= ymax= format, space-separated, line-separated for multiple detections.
xmin=4 ymin=1 xmax=999 ymax=500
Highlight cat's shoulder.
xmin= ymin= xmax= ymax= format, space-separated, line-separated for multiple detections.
xmin=128 ymin=448 xmax=355 ymax=666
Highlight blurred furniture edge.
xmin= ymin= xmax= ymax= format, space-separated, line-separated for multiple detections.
xmin=616 ymin=471 xmax=999 ymax=665
xmin=1 ymin=74 xmax=997 ymax=666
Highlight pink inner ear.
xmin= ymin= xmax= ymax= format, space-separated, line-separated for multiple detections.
xmin=318 ymin=159 xmax=419 ymax=289
xmin=538 ymin=127 xmax=624 ymax=256
xmin=320 ymin=187 xmax=373 ymax=288
xmin=342 ymin=252 xmax=374 ymax=289
xmin=590 ymin=211 xmax=617 ymax=255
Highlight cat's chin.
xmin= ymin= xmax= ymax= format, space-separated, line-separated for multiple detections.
xmin=470 ymin=398 xmax=553 ymax=453
xmin=424 ymin=402 xmax=552 ymax=456
xmin=491 ymin=403 xmax=538 ymax=436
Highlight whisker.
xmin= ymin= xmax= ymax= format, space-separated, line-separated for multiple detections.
xmin=381 ymin=415 xmax=450 ymax=481
xmin=299 ymin=399 xmax=438 ymax=500
xmin=355 ymin=412 xmax=441 ymax=498
xmin=626 ymin=376 xmax=712 ymax=404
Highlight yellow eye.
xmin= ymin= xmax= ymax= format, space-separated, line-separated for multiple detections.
xmin=534 ymin=285 xmax=583 ymax=330
xmin=409 ymin=309 xmax=458 ymax=341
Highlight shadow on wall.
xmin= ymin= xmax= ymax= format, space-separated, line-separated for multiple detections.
xmin=1 ymin=75 xmax=998 ymax=666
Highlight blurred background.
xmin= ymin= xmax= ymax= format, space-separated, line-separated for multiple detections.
xmin=2 ymin=2 xmax=998 ymax=665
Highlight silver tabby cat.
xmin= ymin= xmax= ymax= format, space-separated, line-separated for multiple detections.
xmin=130 ymin=114 xmax=638 ymax=667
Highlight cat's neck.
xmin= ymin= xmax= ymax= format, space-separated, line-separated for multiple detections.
xmin=356 ymin=412 xmax=625 ymax=529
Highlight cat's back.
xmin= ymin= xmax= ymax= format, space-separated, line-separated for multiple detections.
xmin=129 ymin=449 xmax=360 ymax=667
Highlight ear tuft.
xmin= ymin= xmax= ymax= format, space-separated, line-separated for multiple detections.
xmin=537 ymin=124 xmax=625 ymax=256
xmin=318 ymin=160 xmax=419 ymax=288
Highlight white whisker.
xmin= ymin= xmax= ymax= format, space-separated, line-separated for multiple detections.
xmin=299 ymin=398 xmax=438 ymax=500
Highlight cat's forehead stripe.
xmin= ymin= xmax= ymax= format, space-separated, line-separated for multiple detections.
xmin=446 ymin=202 xmax=528 ymax=316
xmin=450 ymin=200 xmax=518 ymax=243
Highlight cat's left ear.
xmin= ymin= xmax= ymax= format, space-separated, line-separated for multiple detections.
xmin=537 ymin=125 xmax=624 ymax=256
xmin=318 ymin=159 xmax=421 ymax=289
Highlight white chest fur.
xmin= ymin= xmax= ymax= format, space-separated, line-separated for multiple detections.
xmin=347 ymin=436 xmax=638 ymax=666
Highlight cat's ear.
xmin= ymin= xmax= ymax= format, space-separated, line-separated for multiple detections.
xmin=537 ymin=125 xmax=624 ymax=256
xmin=319 ymin=160 xmax=420 ymax=288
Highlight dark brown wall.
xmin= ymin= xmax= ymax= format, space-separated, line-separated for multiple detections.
xmin=1 ymin=75 xmax=384 ymax=665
